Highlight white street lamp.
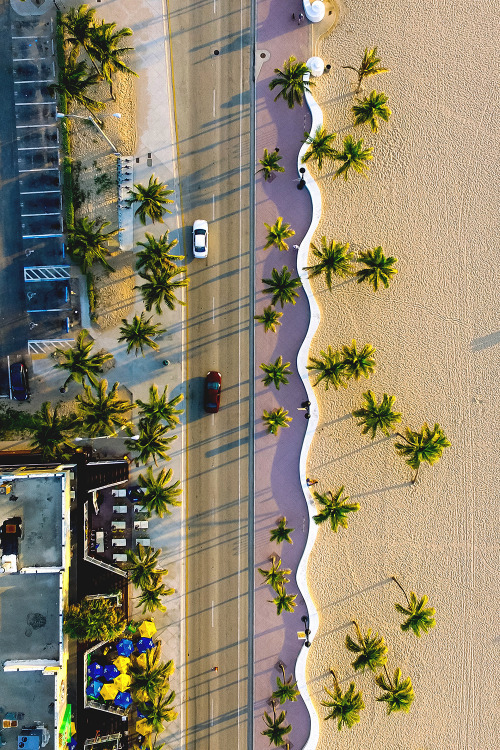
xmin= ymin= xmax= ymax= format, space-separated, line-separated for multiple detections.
xmin=55 ymin=111 xmax=121 ymax=156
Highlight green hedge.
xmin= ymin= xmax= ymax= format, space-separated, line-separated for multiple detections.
xmin=62 ymin=156 xmax=74 ymax=232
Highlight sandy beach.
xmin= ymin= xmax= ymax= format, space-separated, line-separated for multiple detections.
xmin=303 ymin=1 xmax=500 ymax=747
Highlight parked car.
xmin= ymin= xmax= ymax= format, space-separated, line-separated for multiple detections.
xmin=193 ymin=219 xmax=208 ymax=258
xmin=204 ymin=371 xmax=221 ymax=413
xmin=10 ymin=362 xmax=29 ymax=401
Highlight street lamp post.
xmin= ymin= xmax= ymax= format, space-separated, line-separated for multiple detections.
xmin=55 ymin=112 xmax=122 ymax=156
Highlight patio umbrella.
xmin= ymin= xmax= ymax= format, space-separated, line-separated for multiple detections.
xmin=114 ymin=672 xmax=132 ymax=691
xmin=138 ymin=620 xmax=156 ymax=638
xmin=136 ymin=637 xmax=154 ymax=654
xmin=88 ymin=662 xmax=103 ymax=680
xmin=134 ymin=652 xmax=147 ymax=670
xmin=114 ymin=691 xmax=133 ymax=710
xmin=116 ymin=638 xmax=134 ymax=657
xmin=103 ymin=663 xmax=120 ymax=681
xmin=67 ymin=739 xmax=77 ymax=750
xmin=100 ymin=682 xmax=119 ymax=701
xmin=86 ymin=680 xmax=103 ymax=699
xmin=135 ymin=719 xmax=153 ymax=735
xmin=113 ymin=655 xmax=130 ymax=673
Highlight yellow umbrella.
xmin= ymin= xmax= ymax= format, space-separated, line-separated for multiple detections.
xmin=138 ymin=620 xmax=156 ymax=638
xmin=70 ymin=723 xmax=76 ymax=737
xmin=135 ymin=719 xmax=153 ymax=736
xmin=113 ymin=655 xmax=130 ymax=673
xmin=100 ymin=683 xmax=119 ymax=701
xmin=114 ymin=672 xmax=132 ymax=691
xmin=134 ymin=652 xmax=147 ymax=669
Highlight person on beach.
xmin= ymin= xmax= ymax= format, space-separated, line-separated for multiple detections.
xmin=306 ymin=478 xmax=319 ymax=487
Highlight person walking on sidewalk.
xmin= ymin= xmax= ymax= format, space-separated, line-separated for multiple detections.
xmin=298 ymin=13 xmax=304 ymax=25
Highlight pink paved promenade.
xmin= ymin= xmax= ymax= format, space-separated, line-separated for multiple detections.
xmin=254 ymin=6 xmax=314 ymax=748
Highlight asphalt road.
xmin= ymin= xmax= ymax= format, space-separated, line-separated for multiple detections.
xmin=167 ymin=1 xmax=253 ymax=747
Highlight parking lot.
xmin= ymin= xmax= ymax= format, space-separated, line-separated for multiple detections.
xmin=0 ymin=9 xmax=81 ymax=398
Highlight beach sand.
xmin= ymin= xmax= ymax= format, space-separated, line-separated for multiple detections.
xmin=69 ymin=54 xmax=137 ymax=329
xmin=304 ymin=1 xmax=500 ymax=748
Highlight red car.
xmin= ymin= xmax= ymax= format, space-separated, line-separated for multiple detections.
xmin=204 ymin=371 xmax=221 ymax=413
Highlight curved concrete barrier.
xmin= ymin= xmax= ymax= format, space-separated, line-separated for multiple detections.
xmin=294 ymin=70 xmax=323 ymax=750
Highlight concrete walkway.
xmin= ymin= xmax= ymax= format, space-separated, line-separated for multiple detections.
xmin=254 ymin=6 xmax=314 ymax=749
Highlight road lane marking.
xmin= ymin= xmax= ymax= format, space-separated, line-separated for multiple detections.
xmin=210 ymin=699 xmax=214 ymax=726
xmin=213 ymin=0 xmax=216 ymax=13
xmin=212 ymin=193 xmax=215 ymax=220
xmin=213 ymin=88 xmax=216 ymax=117
xmin=211 ymin=600 xmax=215 ymax=627
xmin=212 ymin=296 xmax=215 ymax=324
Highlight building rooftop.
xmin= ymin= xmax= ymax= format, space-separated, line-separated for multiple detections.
xmin=0 ymin=474 xmax=65 ymax=568
xmin=0 ymin=670 xmax=56 ymax=750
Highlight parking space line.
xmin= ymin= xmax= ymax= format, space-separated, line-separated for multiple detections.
xmin=16 ymin=124 xmax=57 ymax=129
xmin=15 ymin=80 xmax=53 ymax=84
xmin=12 ymin=35 xmax=51 ymax=39
xmin=15 ymin=103 xmax=56 ymax=107
xmin=22 ymin=233 xmax=63 ymax=239
xmin=13 ymin=58 xmax=51 ymax=62
xmin=7 ymin=356 xmax=11 ymax=400
xmin=20 ymin=190 xmax=60 ymax=194
xmin=18 ymin=146 xmax=59 ymax=150
xmin=19 ymin=168 xmax=59 ymax=172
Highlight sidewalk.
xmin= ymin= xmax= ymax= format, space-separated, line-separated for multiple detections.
xmin=254 ymin=5 xmax=314 ymax=749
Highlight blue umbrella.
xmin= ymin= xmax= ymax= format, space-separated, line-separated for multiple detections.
xmin=88 ymin=662 xmax=103 ymax=680
xmin=86 ymin=680 xmax=103 ymax=698
xmin=136 ymin=702 xmax=153 ymax=719
xmin=67 ymin=739 xmax=77 ymax=750
xmin=136 ymin=637 xmax=154 ymax=654
xmin=116 ymin=638 xmax=134 ymax=657
xmin=103 ymin=664 xmax=120 ymax=681
xmin=114 ymin=691 xmax=133 ymax=710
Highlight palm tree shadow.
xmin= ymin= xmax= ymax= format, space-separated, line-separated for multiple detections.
xmin=312 ymin=435 xmax=390 ymax=469
xmin=350 ymin=482 xmax=411 ymax=499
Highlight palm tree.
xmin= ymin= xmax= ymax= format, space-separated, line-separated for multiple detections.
xmin=258 ymin=148 xmax=285 ymax=181
xmin=254 ymin=306 xmax=283 ymax=333
xmin=127 ymin=175 xmax=174 ymax=225
xmin=307 ymin=345 xmax=348 ymax=391
xmin=264 ymin=217 xmax=295 ymax=251
xmin=135 ymin=232 xmax=183 ymax=275
xmin=136 ymin=384 xmax=184 ymax=429
xmin=356 ymin=246 xmax=398 ymax=291
xmin=29 ymin=402 xmax=76 ymax=461
xmin=67 ymin=217 xmax=118 ymax=273
xmin=118 ymin=313 xmax=166 ymax=357
xmin=392 ymin=577 xmax=436 ymax=636
xmin=270 ymin=586 xmax=297 ymax=615
xmin=53 ymin=329 xmax=113 ymax=389
xmin=394 ymin=423 xmax=451 ymax=483
xmin=75 ymin=380 xmax=133 ymax=437
xmin=304 ymin=238 xmax=354 ymax=289
xmin=313 ymin=487 xmax=360 ymax=532
xmin=262 ymin=407 xmax=292 ymax=436
xmin=63 ymin=597 xmax=125 ymax=642
xmin=129 ymin=645 xmax=174 ymax=702
xmin=333 ymin=135 xmax=373 ymax=180
xmin=137 ymin=266 xmax=188 ymax=314
xmin=353 ymin=90 xmax=391 ymax=132
xmin=125 ymin=544 xmax=166 ymax=589
xmin=269 ymin=56 xmax=314 ymax=108
xmin=62 ymin=5 xmax=98 ymax=67
xmin=269 ymin=517 xmax=294 ymax=545
xmin=262 ymin=266 xmax=301 ymax=308
xmin=341 ymin=340 xmax=376 ymax=380
xmin=137 ymin=466 xmax=182 ymax=518
xmin=261 ymin=705 xmax=291 ymax=746
xmin=375 ymin=666 xmax=414 ymax=715
xmin=321 ymin=669 xmax=365 ymax=731
xmin=137 ymin=692 xmax=178 ymax=732
xmin=126 ymin=417 xmax=177 ymax=466
xmin=302 ymin=126 xmax=337 ymax=171
xmin=87 ymin=21 xmax=137 ymax=99
xmin=48 ymin=58 xmax=104 ymax=115
xmin=258 ymin=557 xmax=291 ymax=590
xmin=137 ymin=580 xmax=174 ymax=614
xmin=343 ymin=47 xmax=389 ymax=94
xmin=260 ymin=356 xmax=292 ymax=390
xmin=345 ymin=621 xmax=388 ymax=674
xmin=352 ymin=390 xmax=402 ymax=439
xmin=272 ymin=670 xmax=299 ymax=705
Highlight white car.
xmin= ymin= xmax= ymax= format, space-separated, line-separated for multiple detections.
xmin=193 ymin=219 xmax=208 ymax=258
